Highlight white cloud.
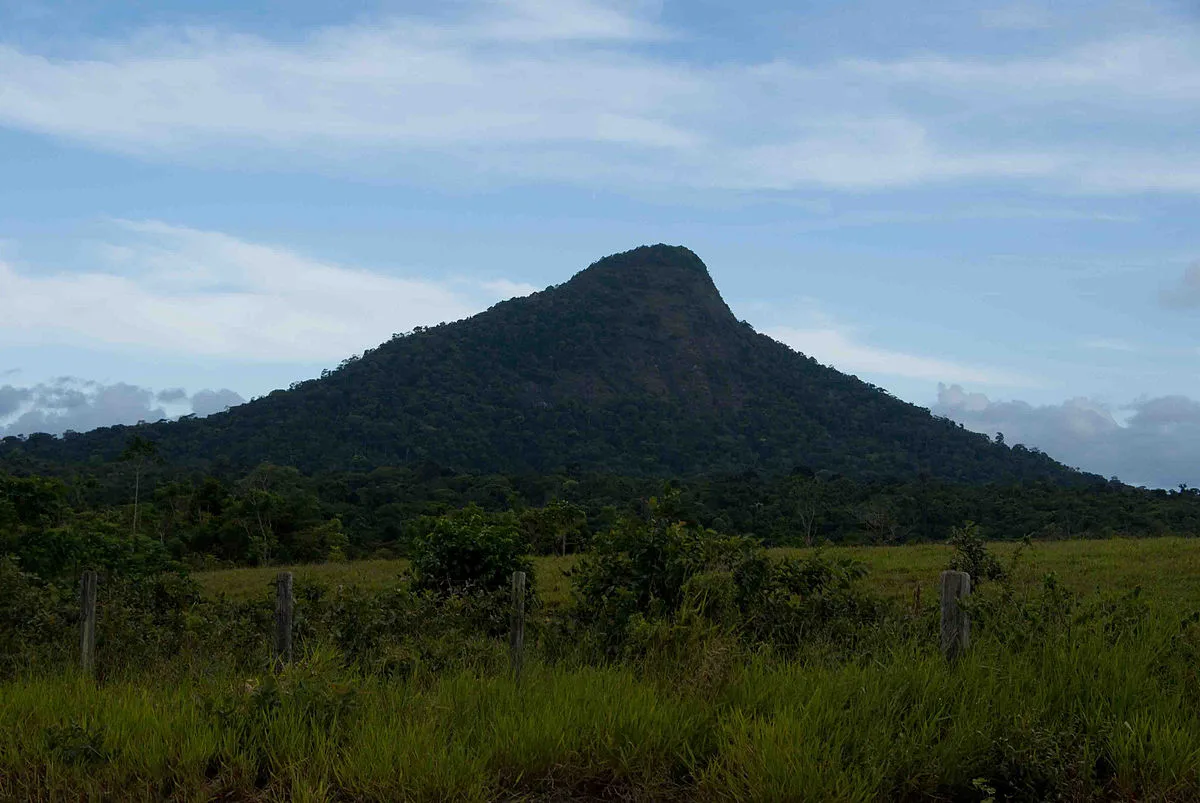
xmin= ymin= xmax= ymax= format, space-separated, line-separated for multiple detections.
xmin=0 ymin=221 xmax=534 ymax=362
xmin=934 ymin=384 xmax=1200 ymax=487
xmin=190 ymin=388 xmax=245 ymax=417
xmin=767 ymin=326 xmax=1036 ymax=386
xmin=467 ymin=0 xmax=667 ymax=42
xmin=0 ymin=377 xmax=245 ymax=436
xmin=1081 ymin=337 xmax=1137 ymax=352
xmin=847 ymin=34 xmax=1200 ymax=100
xmin=0 ymin=1 xmax=1197 ymax=193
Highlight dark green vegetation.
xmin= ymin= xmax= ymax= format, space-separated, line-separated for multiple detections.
xmin=4 ymin=460 xmax=1199 ymax=573
xmin=4 ymin=506 xmax=1200 ymax=800
xmin=1 ymin=245 xmax=1093 ymax=482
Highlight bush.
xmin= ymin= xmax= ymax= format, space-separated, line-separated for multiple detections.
xmin=8 ymin=514 xmax=181 ymax=584
xmin=947 ymin=520 xmax=1006 ymax=585
xmin=0 ymin=557 xmax=73 ymax=676
xmin=289 ymin=578 xmax=510 ymax=674
xmin=568 ymin=501 xmax=881 ymax=656
xmin=410 ymin=505 xmax=533 ymax=595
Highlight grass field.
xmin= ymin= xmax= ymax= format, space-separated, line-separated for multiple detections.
xmin=7 ymin=536 xmax=1199 ymax=800
xmin=196 ymin=536 xmax=1200 ymax=606
xmin=4 ymin=625 xmax=1199 ymax=801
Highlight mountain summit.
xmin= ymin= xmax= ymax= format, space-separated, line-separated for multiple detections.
xmin=2 ymin=245 xmax=1088 ymax=483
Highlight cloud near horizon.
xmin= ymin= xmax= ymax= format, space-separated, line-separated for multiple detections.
xmin=934 ymin=384 xmax=1200 ymax=488
xmin=0 ymin=377 xmax=246 ymax=437
xmin=0 ymin=0 xmax=1197 ymax=194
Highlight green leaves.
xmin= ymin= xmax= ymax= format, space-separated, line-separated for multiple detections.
xmin=410 ymin=505 xmax=533 ymax=596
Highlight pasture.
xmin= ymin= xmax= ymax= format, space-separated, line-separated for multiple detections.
xmin=196 ymin=536 xmax=1200 ymax=606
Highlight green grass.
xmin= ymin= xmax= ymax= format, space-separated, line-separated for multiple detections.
xmin=780 ymin=536 xmax=1200 ymax=606
xmin=197 ymin=536 xmax=1200 ymax=607
xmin=10 ymin=536 xmax=1200 ymax=799
xmin=196 ymin=558 xmax=415 ymax=601
xmin=4 ymin=626 xmax=1200 ymax=801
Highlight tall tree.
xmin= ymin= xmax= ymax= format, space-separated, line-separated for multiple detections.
xmin=120 ymin=435 xmax=159 ymax=539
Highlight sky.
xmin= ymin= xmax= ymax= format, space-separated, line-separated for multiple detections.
xmin=0 ymin=0 xmax=1198 ymax=487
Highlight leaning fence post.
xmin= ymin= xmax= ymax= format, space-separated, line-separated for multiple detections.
xmin=274 ymin=572 xmax=294 ymax=670
xmin=79 ymin=570 xmax=98 ymax=677
xmin=510 ymin=570 xmax=526 ymax=683
xmin=939 ymin=570 xmax=971 ymax=662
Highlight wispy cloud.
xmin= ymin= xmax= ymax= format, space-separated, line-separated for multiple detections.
xmin=980 ymin=4 xmax=1054 ymax=30
xmin=0 ymin=0 xmax=1197 ymax=193
xmin=1081 ymin=338 xmax=1137 ymax=352
xmin=0 ymin=221 xmax=534 ymax=362
xmin=767 ymin=325 xmax=1036 ymax=386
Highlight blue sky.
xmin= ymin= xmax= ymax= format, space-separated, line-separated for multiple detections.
xmin=1 ymin=0 xmax=1198 ymax=486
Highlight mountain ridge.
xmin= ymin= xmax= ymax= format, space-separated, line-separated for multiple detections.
xmin=0 ymin=245 xmax=1096 ymax=485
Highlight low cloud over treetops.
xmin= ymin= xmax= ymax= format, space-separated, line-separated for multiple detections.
xmin=935 ymin=384 xmax=1200 ymax=489
xmin=0 ymin=378 xmax=245 ymax=437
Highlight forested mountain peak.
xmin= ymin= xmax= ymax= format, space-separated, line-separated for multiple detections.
xmin=1 ymin=245 xmax=1096 ymax=485
xmin=559 ymin=244 xmax=731 ymax=315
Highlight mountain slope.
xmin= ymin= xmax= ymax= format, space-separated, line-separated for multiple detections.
xmin=0 ymin=245 xmax=1092 ymax=483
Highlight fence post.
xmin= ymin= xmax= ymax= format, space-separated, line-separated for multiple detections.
xmin=274 ymin=572 xmax=294 ymax=670
xmin=79 ymin=570 xmax=98 ymax=677
xmin=939 ymin=570 xmax=971 ymax=662
xmin=510 ymin=570 xmax=526 ymax=683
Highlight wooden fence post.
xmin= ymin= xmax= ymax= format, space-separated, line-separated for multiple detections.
xmin=939 ymin=570 xmax=971 ymax=662
xmin=79 ymin=570 xmax=98 ymax=677
xmin=274 ymin=572 xmax=294 ymax=670
xmin=510 ymin=570 xmax=526 ymax=683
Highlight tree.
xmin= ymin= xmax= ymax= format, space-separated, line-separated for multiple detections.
xmin=786 ymin=476 xmax=825 ymax=547
xmin=519 ymin=499 xmax=588 ymax=555
xmin=120 ymin=435 xmax=159 ymax=540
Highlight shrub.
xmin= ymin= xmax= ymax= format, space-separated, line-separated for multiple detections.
xmin=569 ymin=501 xmax=880 ymax=655
xmin=0 ymin=557 xmax=73 ymax=676
xmin=948 ymin=520 xmax=1006 ymax=585
xmin=289 ymin=578 xmax=509 ymax=674
xmin=410 ymin=505 xmax=533 ymax=595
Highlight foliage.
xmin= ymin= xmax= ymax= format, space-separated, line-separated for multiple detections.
xmin=947 ymin=520 xmax=1008 ymax=585
xmin=409 ymin=505 xmax=532 ymax=596
xmin=519 ymin=499 xmax=589 ymax=555
xmin=5 ymin=605 xmax=1200 ymax=800
xmin=3 ymin=530 xmax=1200 ymax=799
xmin=0 ymin=557 xmax=73 ymax=675
xmin=9 ymin=453 xmax=1200 ymax=574
xmin=569 ymin=495 xmax=879 ymax=655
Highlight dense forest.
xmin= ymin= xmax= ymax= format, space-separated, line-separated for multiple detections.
xmin=0 ymin=245 xmax=1096 ymax=484
xmin=4 ymin=451 xmax=1198 ymax=574
xmin=5 ymin=244 xmax=1188 ymax=581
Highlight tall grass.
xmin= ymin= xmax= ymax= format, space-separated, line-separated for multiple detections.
xmin=4 ymin=616 xmax=1199 ymax=801
xmin=9 ymin=536 xmax=1200 ymax=800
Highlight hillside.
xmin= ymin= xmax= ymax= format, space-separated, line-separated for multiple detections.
xmin=0 ymin=245 xmax=1093 ymax=483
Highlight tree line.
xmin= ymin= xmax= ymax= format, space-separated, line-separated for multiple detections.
xmin=3 ymin=441 xmax=1198 ymax=577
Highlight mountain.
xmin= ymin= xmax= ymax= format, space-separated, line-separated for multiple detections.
xmin=0 ymin=245 xmax=1092 ymax=483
